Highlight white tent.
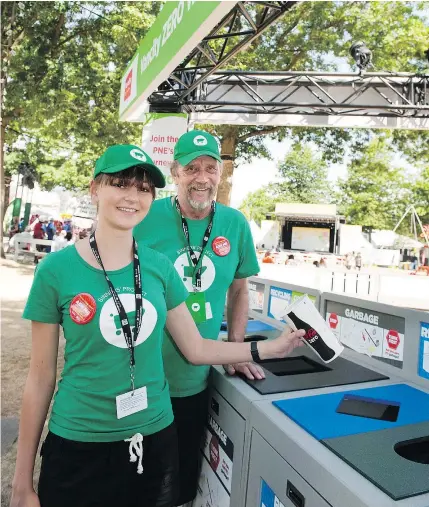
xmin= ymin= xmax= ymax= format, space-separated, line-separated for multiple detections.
xmin=249 ymin=220 xmax=262 ymax=247
xmin=372 ymin=230 xmax=423 ymax=249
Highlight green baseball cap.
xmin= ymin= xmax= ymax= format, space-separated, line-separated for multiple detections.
xmin=174 ymin=130 xmax=222 ymax=166
xmin=94 ymin=144 xmax=166 ymax=188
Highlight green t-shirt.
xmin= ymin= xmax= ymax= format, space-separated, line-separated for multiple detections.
xmin=23 ymin=244 xmax=188 ymax=442
xmin=134 ymin=198 xmax=260 ymax=397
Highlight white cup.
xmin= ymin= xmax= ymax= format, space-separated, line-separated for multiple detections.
xmin=282 ymin=294 xmax=344 ymax=363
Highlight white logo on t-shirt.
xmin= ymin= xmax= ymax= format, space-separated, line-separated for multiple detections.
xmin=174 ymin=251 xmax=215 ymax=292
xmin=193 ymin=135 xmax=208 ymax=147
xmin=130 ymin=149 xmax=147 ymax=162
xmin=99 ymin=294 xmax=157 ymax=348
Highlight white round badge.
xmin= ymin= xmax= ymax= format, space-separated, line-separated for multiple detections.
xmin=174 ymin=252 xmax=216 ymax=292
xmin=99 ymin=294 xmax=157 ymax=348
xmin=193 ymin=135 xmax=208 ymax=147
xmin=130 ymin=149 xmax=147 ymax=162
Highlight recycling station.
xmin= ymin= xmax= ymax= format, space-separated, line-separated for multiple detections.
xmin=203 ymin=277 xmax=429 ymax=507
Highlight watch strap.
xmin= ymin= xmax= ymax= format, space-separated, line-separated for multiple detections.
xmin=250 ymin=341 xmax=262 ymax=363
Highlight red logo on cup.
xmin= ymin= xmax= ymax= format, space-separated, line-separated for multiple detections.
xmin=70 ymin=293 xmax=97 ymax=325
xmin=212 ymin=236 xmax=230 ymax=256
xmin=329 ymin=313 xmax=338 ymax=329
xmin=386 ymin=329 xmax=400 ymax=350
xmin=209 ymin=435 xmax=220 ymax=471
xmin=124 ymin=69 xmax=133 ymax=101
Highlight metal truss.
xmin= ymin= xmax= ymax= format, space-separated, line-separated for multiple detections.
xmin=148 ymin=1 xmax=299 ymax=108
xmin=150 ymin=70 xmax=429 ymax=119
xmin=147 ymin=0 xmax=428 ymax=127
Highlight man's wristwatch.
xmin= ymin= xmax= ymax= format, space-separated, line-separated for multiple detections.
xmin=250 ymin=341 xmax=262 ymax=363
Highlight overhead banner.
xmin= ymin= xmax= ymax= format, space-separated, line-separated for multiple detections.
xmin=141 ymin=113 xmax=188 ymax=199
xmin=119 ymin=1 xmax=236 ymax=122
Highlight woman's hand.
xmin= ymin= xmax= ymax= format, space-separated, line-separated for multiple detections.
xmin=260 ymin=328 xmax=306 ymax=360
xmin=10 ymin=488 xmax=40 ymax=507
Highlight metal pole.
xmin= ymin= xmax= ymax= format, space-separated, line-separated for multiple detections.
xmin=333 ymin=218 xmax=338 ymax=254
xmin=412 ymin=205 xmax=429 ymax=245
xmin=380 ymin=205 xmax=412 ymax=250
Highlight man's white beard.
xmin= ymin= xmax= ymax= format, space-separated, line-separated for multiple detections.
xmin=188 ymin=198 xmax=212 ymax=210
xmin=187 ymin=187 xmax=216 ymax=210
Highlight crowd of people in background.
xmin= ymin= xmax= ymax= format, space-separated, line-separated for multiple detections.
xmin=259 ymin=247 xmax=359 ymax=270
xmin=257 ymin=246 xmax=429 ymax=274
xmin=6 ymin=214 xmax=91 ymax=262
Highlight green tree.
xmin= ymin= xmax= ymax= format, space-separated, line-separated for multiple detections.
xmin=239 ymin=186 xmax=281 ymax=225
xmin=276 ymin=145 xmax=330 ymax=204
xmin=239 ymin=144 xmax=331 ymax=223
xmin=201 ymin=0 xmax=429 ymax=204
xmin=410 ymin=165 xmax=429 ymax=225
xmin=338 ymin=138 xmax=412 ymax=230
xmin=1 ymin=1 xmax=161 ymax=253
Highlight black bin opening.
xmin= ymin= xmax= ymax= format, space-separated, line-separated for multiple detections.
xmin=394 ymin=436 xmax=429 ymax=464
xmin=260 ymin=356 xmax=331 ymax=376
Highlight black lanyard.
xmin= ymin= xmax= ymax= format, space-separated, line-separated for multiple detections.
xmin=174 ymin=196 xmax=215 ymax=291
xmin=89 ymin=233 xmax=143 ymax=392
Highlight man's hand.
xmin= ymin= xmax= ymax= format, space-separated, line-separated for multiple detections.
xmin=223 ymin=362 xmax=265 ymax=380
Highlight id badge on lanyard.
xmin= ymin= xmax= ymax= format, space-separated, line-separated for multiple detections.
xmin=175 ymin=197 xmax=215 ymax=324
xmin=186 ymin=291 xmax=207 ymax=323
xmin=89 ymin=233 xmax=148 ymax=418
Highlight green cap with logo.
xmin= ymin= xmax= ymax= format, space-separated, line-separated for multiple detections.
xmin=94 ymin=144 xmax=166 ymax=188
xmin=174 ymin=130 xmax=222 ymax=166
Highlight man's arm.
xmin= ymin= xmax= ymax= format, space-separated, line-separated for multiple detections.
xmin=225 ymin=278 xmax=265 ymax=380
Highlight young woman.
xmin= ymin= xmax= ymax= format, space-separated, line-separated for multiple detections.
xmin=11 ymin=144 xmax=304 ymax=507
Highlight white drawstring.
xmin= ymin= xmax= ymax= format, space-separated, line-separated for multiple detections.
xmin=125 ymin=433 xmax=144 ymax=474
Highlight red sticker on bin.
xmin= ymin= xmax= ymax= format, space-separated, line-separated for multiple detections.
xmin=70 ymin=293 xmax=97 ymax=324
xmin=212 ymin=236 xmax=230 ymax=257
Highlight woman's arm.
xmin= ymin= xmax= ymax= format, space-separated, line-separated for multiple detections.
xmin=166 ymin=303 xmax=304 ymax=365
xmin=11 ymin=322 xmax=60 ymax=505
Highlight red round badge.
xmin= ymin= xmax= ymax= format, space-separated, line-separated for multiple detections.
xmin=212 ymin=236 xmax=230 ymax=257
xmin=70 ymin=293 xmax=97 ymax=325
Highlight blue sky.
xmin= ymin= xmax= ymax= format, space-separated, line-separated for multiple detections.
xmin=230 ymin=134 xmax=417 ymax=209
xmin=230 ymin=137 xmax=348 ymax=208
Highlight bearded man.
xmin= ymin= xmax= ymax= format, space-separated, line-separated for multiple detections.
xmin=134 ymin=130 xmax=263 ymax=507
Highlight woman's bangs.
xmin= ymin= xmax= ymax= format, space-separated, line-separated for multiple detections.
xmin=98 ymin=166 xmax=155 ymax=193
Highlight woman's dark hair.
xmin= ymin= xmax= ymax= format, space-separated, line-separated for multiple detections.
xmin=66 ymin=232 xmax=73 ymax=242
xmin=94 ymin=166 xmax=156 ymax=199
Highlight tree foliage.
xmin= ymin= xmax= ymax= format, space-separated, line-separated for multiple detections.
xmin=239 ymin=144 xmax=331 ymax=224
xmin=410 ymin=165 xmax=429 ymax=225
xmin=2 ymin=1 xmax=161 ymax=190
xmin=276 ymin=145 xmax=330 ymax=204
xmin=337 ymin=137 xmax=412 ymax=231
xmin=239 ymin=187 xmax=281 ymax=225
xmin=2 ymin=0 xmax=428 ymax=206
xmin=206 ymin=0 xmax=429 ymax=203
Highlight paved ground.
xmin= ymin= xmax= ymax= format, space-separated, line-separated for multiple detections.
xmin=1 ymin=417 xmax=19 ymax=456
xmin=1 ymin=258 xmax=64 ymax=506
